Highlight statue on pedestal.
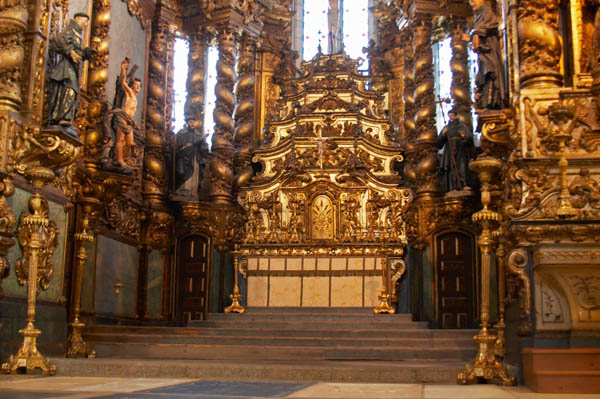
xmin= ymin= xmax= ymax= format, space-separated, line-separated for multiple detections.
xmin=47 ymin=13 xmax=94 ymax=137
xmin=467 ymin=0 xmax=507 ymax=110
xmin=436 ymin=108 xmax=475 ymax=193
xmin=100 ymin=58 xmax=142 ymax=174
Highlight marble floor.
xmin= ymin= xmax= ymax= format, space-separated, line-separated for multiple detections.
xmin=0 ymin=376 xmax=599 ymax=399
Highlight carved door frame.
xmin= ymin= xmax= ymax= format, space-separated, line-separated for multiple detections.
xmin=174 ymin=233 xmax=212 ymax=324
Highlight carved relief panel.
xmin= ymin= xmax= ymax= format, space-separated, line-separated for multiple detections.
xmin=311 ymin=195 xmax=335 ymax=240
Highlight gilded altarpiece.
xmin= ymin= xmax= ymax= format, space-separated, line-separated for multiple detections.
xmin=238 ymin=54 xmax=413 ymax=307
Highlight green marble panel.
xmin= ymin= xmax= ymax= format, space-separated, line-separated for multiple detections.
xmin=80 ymin=239 xmax=96 ymax=313
xmin=4 ymin=187 xmax=68 ymax=303
xmin=146 ymin=249 xmax=164 ymax=318
xmin=94 ymin=235 xmax=138 ymax=317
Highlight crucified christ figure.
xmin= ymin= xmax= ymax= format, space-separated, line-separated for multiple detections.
xmin=113 ymin=58 xmax=141 ymax=168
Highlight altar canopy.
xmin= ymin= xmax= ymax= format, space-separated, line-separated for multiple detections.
xmin=237 ymin=53 xmax=413 ymax=307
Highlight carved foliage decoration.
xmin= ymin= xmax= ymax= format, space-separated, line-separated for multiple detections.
xmin=147 ymin=210 xmax=173 ymax=250
xmin=565 ymin=275 xmax=600 ymax=319
xmin=517 ymin=0 xmax=562 ymax=86
xmin=15 ymin=203 xmax=59 ymax=293
xmin=102 ymin=197 xmax=141 ymax=240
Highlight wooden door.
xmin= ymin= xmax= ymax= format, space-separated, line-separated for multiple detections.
xmin=177 ymin=235 xmax=210 ymax=322
xmin=436 ymin=232 xmax=474 ymax=329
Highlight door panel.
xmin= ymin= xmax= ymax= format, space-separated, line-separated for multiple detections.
xmin=177 ymin=235 xmax=210 ymax=322
xmin=436 ymin=232 xmax=474 ymax=329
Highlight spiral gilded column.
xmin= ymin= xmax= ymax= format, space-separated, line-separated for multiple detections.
xmin=402 ymin=28 xmax=416 ymax=183
xmin=450 ymin=18 xmax=472 ymax=131
xmin=209 ymin=25 xmax=237 ymax=204
xmin=412 ymin=16 xmax=438 ymax=196
xmin=143 ymin=21 xmax=172 ymax=205
xmin=233 ymin=32 xmax=256 ymax=190
xmin=184 ymin=31 xmax=207 ymax=129
xmin=88 ymin=0 xmax=111 ymax=99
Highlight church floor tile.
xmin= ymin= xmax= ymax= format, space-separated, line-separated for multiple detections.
xmin=1 ymin=376 xmax=600 ymax=398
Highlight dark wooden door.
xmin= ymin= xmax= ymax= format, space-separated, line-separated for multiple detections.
xmin=436 ymin=232 xmax=474 ymax=329
xmin=177 ymin=235 xmax=210 ymax=322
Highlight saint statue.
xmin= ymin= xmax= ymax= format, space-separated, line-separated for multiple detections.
xmin=468 ymin=0 xmax=507 ymax=110
xmin=47 ymin=12 xmax=93 ymax=137
xmin=174 ymin=125 xmax=209 ymax=196
xmin=100 ymin=58 xmax=141 ymax=174
xmin=435 ymin=108 xmax=475 ymax=193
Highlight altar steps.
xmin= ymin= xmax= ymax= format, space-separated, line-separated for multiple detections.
xmin=81 ymin=307 xmax=477 ymax=362
xmin=55 ymin=308 xmax=480 ymax=382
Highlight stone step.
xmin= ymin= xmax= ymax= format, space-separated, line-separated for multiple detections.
xmin=190 ymin=319 xmax=429 ymax=329
xmin=83 ymin=332 xmax=474 ymax=349
xmin=51 ymin=357 xmax=468 ymax=384
xmin=87 ymin=325 xmax=477 ymax=339
xmin=241 ymin=307 xmax=376 ymax=314
xmin=86 ymin=342 xmax=475 ymax=361
xmin=206 ymin=313 xmax=415 ymax=322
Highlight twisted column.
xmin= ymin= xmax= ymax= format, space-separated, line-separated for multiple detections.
xmin=143 ymin=21 xmax=172 ymax=205
xmin=401 ymin=28 xmax=416 ymax=183
xmin=209 ymin=26 xmax=237 ymax=204
xmin=412 ymin=16 xmax=438 ymax=196
xmin=450 ymin=18 xmax=472 ymax=131
xmin=234 ymin=32 xmax=256 ymax=190
xmin=185 ymin=31 xmax=207 ymax=129
xmin=88 ymin=0 xmax=111 ymax=99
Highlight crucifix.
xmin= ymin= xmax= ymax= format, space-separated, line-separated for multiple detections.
xmin=314 ymin=126 xmax=329 ymax=170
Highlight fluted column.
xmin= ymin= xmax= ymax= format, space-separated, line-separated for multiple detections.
xmin=234 ymin=32 xmax=256 ymax=190
xmin=412 ymin=16 xmax=438 ymax=197
xmin=88 ymin=0 xmax=111 ymax=99
xmin=517 ymin=0 xmax=562 ymax=88
xmin=450 ymin=18 xmax=472 ymax=131
xmin=209 ymin=25 xmax=237 ymax=204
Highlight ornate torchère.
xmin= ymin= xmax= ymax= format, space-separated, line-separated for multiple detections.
xmin=2 ymin=127 xmax=81 ymax=375
xmin=458 ymin=155 xmax=515 ymax=386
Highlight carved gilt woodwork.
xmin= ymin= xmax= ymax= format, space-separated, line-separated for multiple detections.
xmin=237 ymin=53 xmax=413 ymax=257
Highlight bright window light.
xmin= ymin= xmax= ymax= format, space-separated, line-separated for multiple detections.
xmin=204 ymin=45 xmax=218 ymax=149
xmin=303 ymin=0 xmax=329 ymax=60
xmin=172 ymin=36 xmax=189 ymax=133
xmin=343 ymin=0 xmax=369 ymax=64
